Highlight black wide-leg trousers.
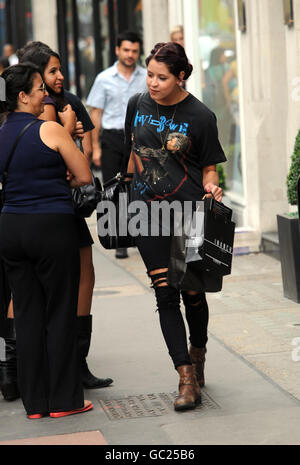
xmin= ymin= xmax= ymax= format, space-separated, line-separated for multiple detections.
xmin=0 ymin=213 xmax=84 ymax=415
xmin=101 ymin=129 xmax=125 ymax=184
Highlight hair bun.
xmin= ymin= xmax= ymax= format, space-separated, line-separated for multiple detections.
xmin=150 ymin=42 xmax=166 ymax=56
xmin=146 ymin=41 xmax=193 ymax=81
xmin=184 ymin=63 xmax=193 ymax=80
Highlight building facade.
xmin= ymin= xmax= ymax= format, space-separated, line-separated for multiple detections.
xmin=1 ymin=0 xmax=299 ymax=251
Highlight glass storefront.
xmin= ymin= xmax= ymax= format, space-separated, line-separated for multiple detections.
xmin=0 ymin=0 xmax=33 ymax=60
xmin=66 ymin=0 xmax=77 ymax=94
xmin=198 ymin=0 xmax=243 ymax=197
xmin=24 ymin=0 xmax=33 ymax=44
xmin=58 ymin=0 xmax=143 ymax=100
xmin=0 ymin=1 xmax=6 ymax=56
xmin=98 ymin=0 xmax=113 ymax=72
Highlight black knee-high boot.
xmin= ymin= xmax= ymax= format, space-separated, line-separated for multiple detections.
xmin=0 ymin=318 xmax=20 ymax=401
xmin=77 ymin=315 xmax=113 ymax=389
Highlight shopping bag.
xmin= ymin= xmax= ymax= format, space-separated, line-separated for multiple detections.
xmin=199 ymin=197 xmax=235 ymax=276
xmin=167 ymin=197 xmax=235 ymax=291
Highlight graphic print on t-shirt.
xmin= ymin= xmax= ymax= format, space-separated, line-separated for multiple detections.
xmin=133 ymin=131 xmax=191 ymax=201
xmin=127 ymin=92 xmax=226 ymax=203
xmin=134 ymin=110 xmax=190 ymax=136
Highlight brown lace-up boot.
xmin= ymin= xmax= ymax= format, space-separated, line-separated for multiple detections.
xmin=174 ymin=365 xmax=202 ymax=411
xmin=189 ymin=346 xmax=207 ymax=388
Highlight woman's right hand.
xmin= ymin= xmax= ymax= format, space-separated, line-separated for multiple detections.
xmin=92 ymin=146 xmax=102 ymax=167
xmin=58 ymin=104 xmax=77 ymax=135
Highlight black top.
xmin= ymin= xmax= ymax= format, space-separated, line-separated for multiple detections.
xmin=44 ymin=89 xmax=94 ymax=133
xmin=0 ymin=112 xmax=73 ymax=214
xmin=125 ymin=92 xmax=226 ymax=203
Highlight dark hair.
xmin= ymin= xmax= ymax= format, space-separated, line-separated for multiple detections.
xmin=0 ymin=56 xmax=9 ymax=70
xmin=209 ymin=47 xmax=225 ymax=67
xmin=145 ymin=42 xmax=193 ymax=80
xmin=0 ymin=62 xmax=41 ymax=113
xmin=117 ymin=31 xmax=142 ymax=48
xmin=17 ymin=41 xmax=60 ymax=74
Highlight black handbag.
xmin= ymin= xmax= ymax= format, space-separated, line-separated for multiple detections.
xmin=97 ymin=172 xmax=135 ymax=249
xmin=167 ymin=196 xmax=235 ymax=291
xmin=71 ymin=138 xmax=102 ymax=217
xmin=72 ymin=172 xmax=102 ymax=217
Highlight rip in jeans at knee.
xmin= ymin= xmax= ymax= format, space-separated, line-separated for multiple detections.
xmin=182 ymin=291 xmax=205 ymax=308
xmin=147 ymin=270 xmax=168 ymax=289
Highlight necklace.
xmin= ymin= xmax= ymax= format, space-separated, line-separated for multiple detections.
xmin=156 ymin=102 xmax=178 ymax=151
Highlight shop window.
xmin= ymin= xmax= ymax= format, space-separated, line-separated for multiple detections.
xmin=198 ymin=0 xmax=243 ymax=197
xmin=76 ymin=0 xmax=96 ymax=99
xmin=0 ymin=0 xmax=33 ymax=57
xmin=59 ymin=0 xmax=143 ymax=99
xmin=0 ymin=1 xmax=6 ymax=55
xmin=66 ymin=0 xmax=76 ymax=94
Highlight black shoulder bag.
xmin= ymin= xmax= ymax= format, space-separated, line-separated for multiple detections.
xmin=1 ymin=119 xmax=40 ymax=210
xmin=71 ymin=139 xmax=102 ymax=218
xmin=97 ymin=93 xmax=143 ymax=249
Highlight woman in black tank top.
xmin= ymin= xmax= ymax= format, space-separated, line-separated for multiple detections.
xmin=0 ymin=63 xmax=93 ymax=418
xmin=16 ymin=42 xmax=113 ymax=390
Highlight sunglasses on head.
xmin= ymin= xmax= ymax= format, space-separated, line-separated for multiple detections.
xmin=36 ymin=82 xmax=47 ymax=92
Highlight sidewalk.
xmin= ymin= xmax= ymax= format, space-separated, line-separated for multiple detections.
xmin=1 ymin=214 xmax=300 ymax=445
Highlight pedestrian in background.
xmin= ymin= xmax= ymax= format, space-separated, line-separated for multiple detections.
xmin=16 ymin=41 xmax=113 ymax=390
xmin=87 ymin=30 xmax=147 ymax=259
xmin=170 ymin=25 xmax=184 ymax=48
xmin=0 ymin=63 xmax=93 ymax=418
xmin=125 ymin=42 xmax=226 ymax=411
xmin=3 ymin=44 xmax=18 ymax=66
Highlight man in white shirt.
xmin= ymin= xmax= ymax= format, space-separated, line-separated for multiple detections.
xmin=87 ymin=31 xmax=147 ymax=258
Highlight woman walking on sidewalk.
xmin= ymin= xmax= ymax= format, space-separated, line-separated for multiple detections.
xmin=125 ymin=42 xmax=226 ymax=411
xmin=0 ymin=63 xmax=93 ymax=418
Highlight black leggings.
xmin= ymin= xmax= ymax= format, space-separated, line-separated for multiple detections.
xmin=135 ymin=235 xmax=209 ymax=369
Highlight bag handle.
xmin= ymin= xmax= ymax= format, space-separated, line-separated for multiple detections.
xmin=121 ymin=92 xmax=145 ymax=174
xmin=103 ymin=172 xmax=133 ymax=189
xmin=1 ymin=119 xmax=40 ymax=205
xmin=202 ymin=191 xmax=215 ymax=200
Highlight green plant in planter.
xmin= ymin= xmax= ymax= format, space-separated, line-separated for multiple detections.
xmin=286 ymin=128 xmax=300 ymax=214
xmin=217 ymin=163 xmax=227 ymax=191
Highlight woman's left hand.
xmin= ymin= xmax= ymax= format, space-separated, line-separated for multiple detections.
xmin=203 ymin=182 xmax=223 ymax=202
xmin=73 ymin=121 xmax=84 ymax=139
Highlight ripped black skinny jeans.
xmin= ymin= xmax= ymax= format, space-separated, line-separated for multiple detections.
xmin=135 ymin=235 xmax=209 ymax=369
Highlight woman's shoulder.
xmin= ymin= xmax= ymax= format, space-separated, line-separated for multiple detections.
xmin=44 ymin=95 xmax=56 ymax=106
xmin=39 ymin=120 xmax=64 ymax=134
xmin=128 ymin=91 xmax=149 ymax=106
xmin=182 ymin=93 xmax=216 ymax=120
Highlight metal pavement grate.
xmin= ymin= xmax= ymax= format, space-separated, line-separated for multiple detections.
xmin=98 ymin=390 xmax=220 ymax=421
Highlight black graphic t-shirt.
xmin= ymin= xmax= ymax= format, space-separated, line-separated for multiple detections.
xmin=125 ymin=92 xmax=226 ymax=203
